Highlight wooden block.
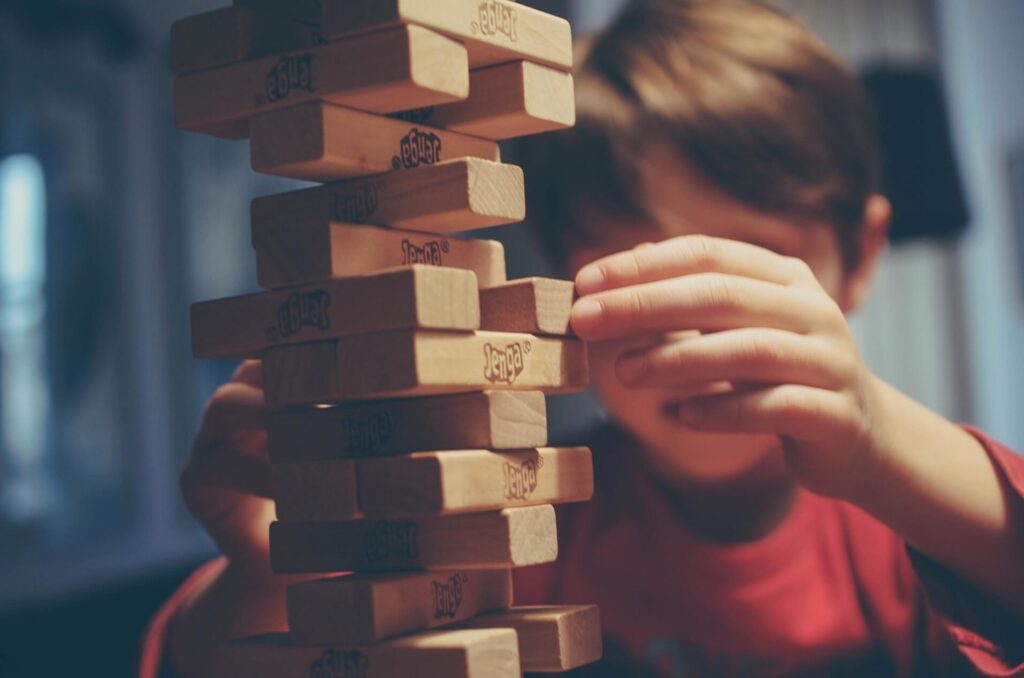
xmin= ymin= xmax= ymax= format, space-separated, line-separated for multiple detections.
xmin=270 ymin=505 xmax=557 ymax=572
xmin=210 ymin=629 xmax=520 ymax=678
xmin=250 ymin=101 xmax=500 ymax=182
xmin=459 ymin=606 xmax=603 ymax=673
xmin=359 ymin=447 xmax=593 ymax=516
xmin=287 ymin=570 xmax=512 ymax=644
xmin=170 ymin=7 xmax=322 ymax=75
xmin=273 ymin=459 xmax=361 ymax=522
xmin=250 ymin=158 xmax=524 ymax=234
xmin=234 ymin=0 xmax=323 ymax=27
xmin=174 ymin=25 xmax=469 ymax=138
xmin=397 ymin=61 xmax=575 ymax=140
xmin=267 ymin=391 xmax=547 ymax=462
xmin=190 ymin=266 xmax=479 ymax=360
xmin=323 ymin=0 xmax=572 ymax=71
xmin=262 ymin=330 xmax=588 ymax=406
xmin=253 ymin=221 xmax=507 ymax=290
xmin=480 ymin=278 xmax=574 ymax=336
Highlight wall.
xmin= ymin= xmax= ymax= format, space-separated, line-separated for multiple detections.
xmin=937 ymin=0 xmax=1024 ymax=449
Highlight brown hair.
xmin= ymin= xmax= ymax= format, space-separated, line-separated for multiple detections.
xmin=525 ymin=0 xmax=880 ymax=270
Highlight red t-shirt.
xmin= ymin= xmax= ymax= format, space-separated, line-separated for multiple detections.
xmin=513 ymin=425 xmax=1024 ymax=677
xmin=143 ymin=426 xmax=1024 ymax=677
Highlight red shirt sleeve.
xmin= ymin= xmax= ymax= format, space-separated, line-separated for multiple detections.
xmin=909 ymin=426 xmax=1024 ymax=677
xmin=139 ymin=557 xmax=225 ymax=678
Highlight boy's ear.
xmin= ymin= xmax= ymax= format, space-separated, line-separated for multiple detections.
xmin=840 ymin=194 xmax=891 ymax=313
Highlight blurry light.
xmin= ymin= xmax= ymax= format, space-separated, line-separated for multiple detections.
xmin=0 ymin=153 xmax=53 ymax=522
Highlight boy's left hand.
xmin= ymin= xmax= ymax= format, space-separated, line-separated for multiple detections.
xmin=570 ymin=234 xmax=885 ymax=501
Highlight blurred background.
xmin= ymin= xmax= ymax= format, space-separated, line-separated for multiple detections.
xmin=0 ymin=0 xmax=1021 ymax=674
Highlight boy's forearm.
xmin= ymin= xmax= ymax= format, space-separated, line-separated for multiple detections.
xmin=169 ymin=561 xmax=294 ymax=676
xmin=853 ymin=377 xmax=1024 ymax=613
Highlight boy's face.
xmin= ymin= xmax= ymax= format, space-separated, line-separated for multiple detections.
xmin=568 ymin=148 xmax=855 ymax=486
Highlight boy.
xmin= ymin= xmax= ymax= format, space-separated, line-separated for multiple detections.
xmin=146 ymin=1 xmax=1024 ymax=675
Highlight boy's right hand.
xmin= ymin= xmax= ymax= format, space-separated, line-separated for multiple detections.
xmin=180 ymin=359 xmax=275 ymax=575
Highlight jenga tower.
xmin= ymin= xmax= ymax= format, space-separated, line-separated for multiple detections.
xmin=174 ymin=0 xmax=602 ymax=675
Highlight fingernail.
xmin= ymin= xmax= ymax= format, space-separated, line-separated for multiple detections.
xmin=575 ymin=266 xmax=605 ymax=295
xmin=616 ymin=353 xmax=648 ymax=382
xmin=571 ymin=298 xmax=603 ymax=331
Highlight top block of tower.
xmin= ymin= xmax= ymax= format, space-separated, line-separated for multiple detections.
xmin=323 ymin=0 xmax=572 ymax=71
xmin=174 ymin=25 xmax=469 ymax=138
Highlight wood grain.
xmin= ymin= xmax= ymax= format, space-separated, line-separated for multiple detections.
xmin=358 ymin=447 xmax=593 ymax=516
xmin=252 ymin=221 xmax=507 ymax=290
xmin=250 ymin=158 xmax=524 ymax=234
xmin=287 ymin=570 xmax=512 ymax=644
xmin=480 ymin=277 xmax=575 ymax=336
xmin=267 ymin=391 xmax=547 ymax=462
xmin=190 ymin=266 xmax=479 ymax=359
xmin=174 ymin=25 xmax=468 ymax=138
xmin=270 ymin=505 xmax=557 ymax=572
xmin=458 ymin=605 xmax=603 ymax=673
xmin=261 ymin=330 xmax=588 ymax=406
xmin=400 ymin=60 xmax=575 ymax=140
xmin=250 ymin=101 xmax=500 ymax=182
xmin=323 ymin=0 xmax=572 ymax=70
xmin=171 ymin=7 xmax=322 ymax=75
xmin=210 ymin=629 xmax=520 ymax=677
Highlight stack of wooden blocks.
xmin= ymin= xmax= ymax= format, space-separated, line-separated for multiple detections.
xmin=173 ymin=0 xmax=602 ymax=675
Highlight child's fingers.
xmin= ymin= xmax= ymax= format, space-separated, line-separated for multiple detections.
xmin=232 ymin=359 xmax=263 ymax=388
xmin=197 ymin=382 xmax=267 ymax=444
xmin=615 ymin=328 xmax=853 ymax=390
xmin=678 ymin=384 xmax=858 ymax=442
xmin=575 ymin=235 xmax=815 ymax=295
xmin=181 ymin=439 xmax=274 ymax=500
xmin=571 ymin=273 xmax=834 ymax=341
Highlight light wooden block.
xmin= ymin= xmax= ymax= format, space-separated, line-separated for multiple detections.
xmin=210 ymin=629 xmax=520 ymax=678
xmin=270 ymin=505 xmax=557 ymax=572
xmin=174 ymin=25 xmax=469 ymax=138
xmin=250 ymin=158 xmax=524 ymax=234
xmin=459 ymin=606 xmax=603 ymax=673
xmin=287 ymin=570 xmax=512 ymax=644
xmin=253 ymin=221 xmax=507 ymax=290
xmin=323 ymin=0 xmax=572 ymax=71
xmin=480 ymin=278 xmax=574 ymax=336
xmin=273 ymin=459 xmax=361 ymax=522
xmin=398 ymin=61 xmax=575 ymax=140
xmin=171 ymin=7 xmax=322 ymax=75
xmin=234 ymin=0 xmax=323 ymax=27
xmin=359 ymin=447 xmax=593 ymax=516
xmin=262 ymin=330 xmax=588 ymax=406
xmin=267 ymin=391 xmax=547 ymax=462
xmin=190 ymin=266 xmax=479 ymax=360
xmin=250 ymin=101 xmax=500 ymax=182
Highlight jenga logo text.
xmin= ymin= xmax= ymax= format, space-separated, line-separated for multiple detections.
xmin=401 ymin=239 xmax=447 ymax=266
xmin=270 ymin=290 xmax=330 ymax=341
xmin=431 ymin=573 xmax=467 ymax=619
xmin=483 ymin=342 xmax=526 ymax=384
xmin=342 ymin=412 xmax=392 ymax=455
xmin=331 ymin=184 xmax=379 ymax=223
xmin=308 ymin=649 xmax=368 ymax=678
xmin=503 ymin=457 xmax=542 ymax=501
xmin=264 ymin=53 xmax=316 ymax=104
xmin=472 ymin=1 xmax=518 ymax=41
xmin=364 ymin=521 xmax=419 ymax=563
xmin=394 ymin=128 xmax=442 ymax=170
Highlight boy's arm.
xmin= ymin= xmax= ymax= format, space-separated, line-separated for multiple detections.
xmin=570 ymin=235 xmax=1024 ymax=615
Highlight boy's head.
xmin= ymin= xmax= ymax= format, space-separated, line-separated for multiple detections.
xmin=527 ymin=0 xmax=891 ymax=484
